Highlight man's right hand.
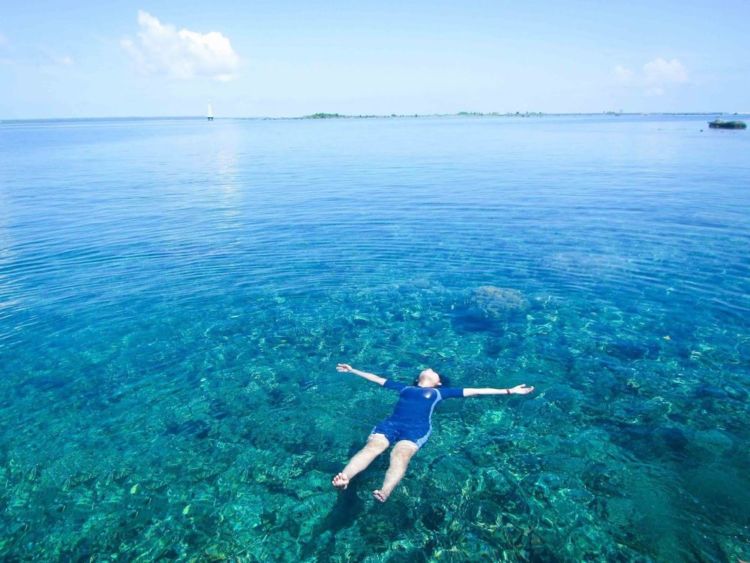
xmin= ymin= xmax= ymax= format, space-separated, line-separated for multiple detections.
xmin=509 ymin=384 xmax=535 ymax=395
xmin=337 ymin=363 xmax=353 ymax=373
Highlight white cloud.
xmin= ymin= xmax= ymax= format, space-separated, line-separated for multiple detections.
xmin=643 ymin=57 xmax=688 ymax=85
xmin=0 ymin=34 xmax=13 ymax=66
xmin=121 ymin=10 xmax=240 ymax=81
xmin=612 ymin=57 xmax=688 ymax=96
xmin=41 ymin=48 xmax=74 ymax=66
xmin=613 ymin=65 xmax=634 ymax=84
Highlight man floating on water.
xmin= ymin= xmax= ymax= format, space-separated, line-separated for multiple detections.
xmin=332 ymin=364 xmax=535 ymax=502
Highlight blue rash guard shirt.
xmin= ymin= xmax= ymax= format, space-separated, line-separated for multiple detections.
xmin=369 ymin=379 xmax=465 ymax=448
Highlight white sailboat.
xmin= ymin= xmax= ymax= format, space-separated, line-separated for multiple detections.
xmin=207 ymin=103 xmax=214 ymax=121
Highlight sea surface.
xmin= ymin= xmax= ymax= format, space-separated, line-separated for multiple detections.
xmin=0 ymin=115 xmax=748 ymax=561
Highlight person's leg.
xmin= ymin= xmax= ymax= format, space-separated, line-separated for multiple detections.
xmin=373 ymin=440 xmax=418 ymax=502
xmin=332 ymin=433 xmax=390 ymax=489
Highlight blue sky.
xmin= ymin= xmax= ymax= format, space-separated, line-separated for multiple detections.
xmin=1 ymin=0 xmax=748 ymax=118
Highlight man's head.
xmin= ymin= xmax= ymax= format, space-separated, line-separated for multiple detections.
xmin=413 ymin=368 xmax=450 ymax=388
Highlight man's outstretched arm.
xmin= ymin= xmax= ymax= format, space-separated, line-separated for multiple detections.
xmin=337 ymin=363 xmax=387 ymax=385
xmin=463 ymin=384 xmax=535 ymax=397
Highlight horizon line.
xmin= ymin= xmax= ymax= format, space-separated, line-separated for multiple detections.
xmin=2 ymin=110 xmax=746 ymax=123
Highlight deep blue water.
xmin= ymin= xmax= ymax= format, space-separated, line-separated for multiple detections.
xmin=1 ymin=115 xmax=748 ymax=561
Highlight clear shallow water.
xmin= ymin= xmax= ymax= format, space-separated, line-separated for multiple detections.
xmin=0 ymin=115 xmax=749 ymax=561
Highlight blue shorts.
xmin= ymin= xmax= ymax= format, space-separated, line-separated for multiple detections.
xmin=370 ymin=419 xmax=431 ymax=448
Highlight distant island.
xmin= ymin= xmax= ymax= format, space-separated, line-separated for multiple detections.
xmin=294 ymin=111 xmax=743 ymax=120
xmin=2 ymin=112 xmax=747 ymax=124
xmin=302 ymin=111 xmax=555 ymax=119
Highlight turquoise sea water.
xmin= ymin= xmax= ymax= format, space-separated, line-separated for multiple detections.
xmin=0 ymin=115 xmax=748 ymax=561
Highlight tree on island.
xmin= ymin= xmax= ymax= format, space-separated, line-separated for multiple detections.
xmin=306 ymin=113 xmax=343 ymax=119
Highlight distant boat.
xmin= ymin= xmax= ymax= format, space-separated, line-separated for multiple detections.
xmin=207 ymin=103 xmax=214 ymax=121
xmin=708 ymin=119 xmax=745 ymax=129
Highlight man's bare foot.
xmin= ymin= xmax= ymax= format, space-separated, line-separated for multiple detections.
xmin=372 ymin=489 xmax=389 ymax=502
xmin=332 ymin=472 xmax=349 ymax=490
